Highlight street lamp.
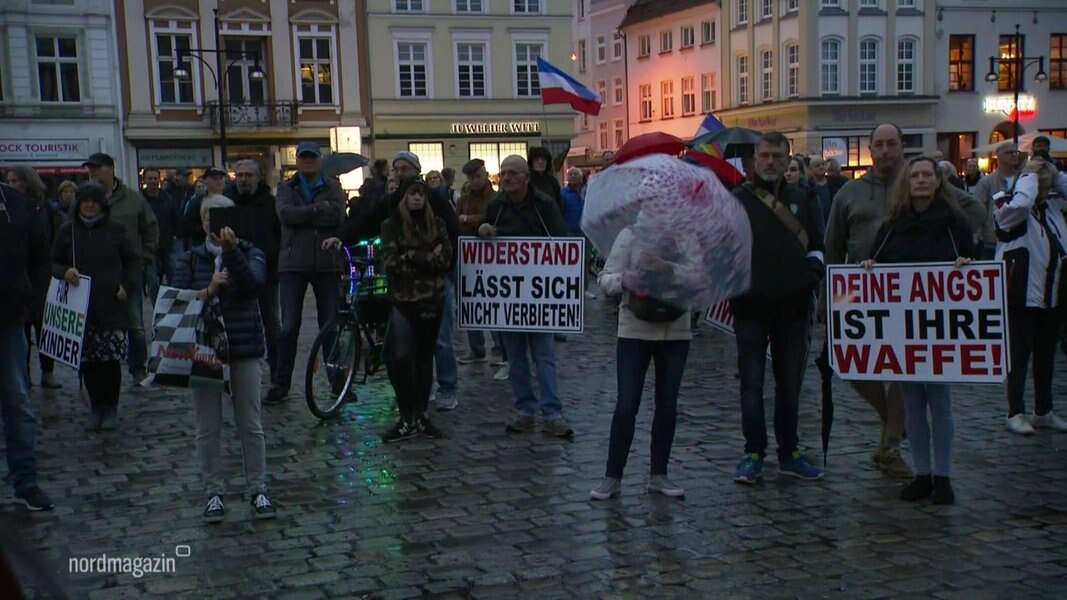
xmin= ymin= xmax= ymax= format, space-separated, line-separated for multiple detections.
xmin=172 ymin=8 xmax=267 ymax=165
xmin=984 ymin=23 xmax=1047 ymax=145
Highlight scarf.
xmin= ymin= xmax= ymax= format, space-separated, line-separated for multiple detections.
xmin=204 ymin=237 xmax=225 ymax=272
xmin=78 ymin=213 xmax=106 ymax=228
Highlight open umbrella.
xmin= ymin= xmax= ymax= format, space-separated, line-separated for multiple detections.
xmin=690 ymin=126 xmax=763 ymax=149
xmin=683 ymin=149 xmax=746 ymax=188
xmin=323 ymin=152 xmax=369 ymax=178
xmin=613 ymin=132 xmax=687 ymax=165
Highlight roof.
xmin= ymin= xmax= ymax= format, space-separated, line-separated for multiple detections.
xmin=618 ymin=0 xmax=717 ymax=29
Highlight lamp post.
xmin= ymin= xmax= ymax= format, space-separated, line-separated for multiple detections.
xmin=172 ymin=8 xmax=266 ymax=166
xmin=984 ymin=23 xmax=1047 ymax=145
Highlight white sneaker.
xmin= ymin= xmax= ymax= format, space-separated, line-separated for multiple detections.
xmin=493 ymin=364 xmax=510 ymax=381
xmin=647 ymin=475 xmax=685 ymax=497
xmin=1031 ymin=411 xmax=1067 ymax=432
xmin=589 ymin=477 xmax=621 ymax=500
xmin=1006 ymin=414 xmax=1036 ymax=436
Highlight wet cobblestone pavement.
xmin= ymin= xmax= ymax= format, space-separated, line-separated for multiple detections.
xmin=4 ymin=296 xmax=1067 ymax=598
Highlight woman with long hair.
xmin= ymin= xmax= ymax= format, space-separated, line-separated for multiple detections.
xmin=862 ymin=156 xmax=976 ymax=505
xmin=379 ymin=177 xmax=453 ymax=442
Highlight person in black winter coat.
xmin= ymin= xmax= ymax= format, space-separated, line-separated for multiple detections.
xmin=52 ymin=183 xmax=140 ymax=431
xmin=863 ymin=156 xmax=975 ymax=506
xmin=527 ymin=146 xmax=564 ymax=214
xmin=172 ymin=194 xmax=276 ymax=523
xmin=141 ymin=168 xmax=180 ymax=297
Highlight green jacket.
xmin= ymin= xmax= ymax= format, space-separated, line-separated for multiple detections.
xmin=107 ymin=177 xmax=160 ymax=262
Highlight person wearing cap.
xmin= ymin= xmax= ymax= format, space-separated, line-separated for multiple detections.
xmin=1031 ymin=136 xmax=1065 ymax=171
xmin=84 ymin=152 xmax=159 ymax=385
xmin=180 ymin=167 xmax=227 ymax=250
xmin=973 ymin=142 xmax=1022 ymax=259
xmin=268 ymin=141 xmax=346 ymax=404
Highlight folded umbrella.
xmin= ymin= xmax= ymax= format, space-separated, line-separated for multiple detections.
xmin=323 ymin=152 xmax=369 ymax=178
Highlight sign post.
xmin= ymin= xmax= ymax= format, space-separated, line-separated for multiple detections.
xmin=39 ymin=276 xmax=92 ymax=370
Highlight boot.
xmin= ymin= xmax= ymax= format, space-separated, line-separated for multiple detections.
xmin=932 ymin=476 xmax=955 ymax=505
xmin=900 ymin=475 xmax=933 ymax=501
xmin=85 ymin=408 xmax=103 ymax=432
xmin=99 ymin=407 xmax=119 ymax=431
xmin=41 ymin=371 xmax=62 ymax=389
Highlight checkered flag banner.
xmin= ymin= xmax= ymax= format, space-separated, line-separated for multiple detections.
xmin=147 ymin=286 xmax=230 ymax=391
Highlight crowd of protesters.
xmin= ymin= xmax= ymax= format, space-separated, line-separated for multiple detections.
xmin=2 ymin=128 xmax=1065 ymax=522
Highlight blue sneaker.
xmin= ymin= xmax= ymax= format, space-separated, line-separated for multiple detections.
xmin=733 ymin=454 xmax=764 ymax=484
xmin=779 ymin=452 xmax=825 ymax=481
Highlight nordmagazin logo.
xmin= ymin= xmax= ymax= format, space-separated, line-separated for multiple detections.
xmin=68 ymin=545 xmax=190 ymax=578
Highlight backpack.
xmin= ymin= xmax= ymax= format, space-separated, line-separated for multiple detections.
xmin=628 ymin=291 xmax=686 ymax=323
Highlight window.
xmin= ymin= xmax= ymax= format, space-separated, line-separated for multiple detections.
xmin=598 ymin=121 xmax=609 ymax=151
xmin=638 ymin=35 xmax=651 ymax=58
xmin=1052 ymin=34 xmax=1067 ymax=90
xmin=397 ymin=42 xmax=428 ymax=97
xmin=758 ymin=50 xmax=772 ymax=101
xmin=660 ymin=31 xmax=673 ymax=53
xmin=820 ymin=38 xmax=840 ymax=94
xmin=949 ymin=35 xmax=974 ymax=92
xmin=513 ymin=0 xmax=541 ymax=13
xmin=470 ymin=142 xmax=526 ymax=176
xmin=785 ymin=0 xmax=799 ymax=12
xmin=613 ymin=77 xmax=624 ymax=105
xmin=737 ymin=55 xmax=749 ymax=104
xmin=859 ymin=39 xmax=878 ymax=94
xmin=612 ymin=32 xmax=624 ymax=60
xmin=298 ymin=33 xmax=336 ymax=104
xmin=613 ymin=119 xmax=625 ymax=148
xmin=455 ymin=0 xmax=483 ymax=12
xmin=786 ymin=43 xmax=799 ymax=98
xmin=760 ymin=0 xmax=772 ymax=19
xmin=661 ymin=79 xmax=675 ymax=118
xmin=639 ymin=83 xmax=653 ymax=121
xmin=999 ymin=35 xmax=1025 ymax=92
xmin=821 ymin=0 xmax=839 ymax=6
xmin=681 ymin=75 xmax=696 ymax=115
xmin=394 ymin=0 xmax=424 ymax=12
xmin=899 ymin=0 xmax=914 ymax=6
xmin=701 ymin=21 xmax=715 ymax=44
xmin=576 ymin=0 xmax=585 ymax=20
xmin=681 ymin=26 xmax=695 ymax=49
xmin=456 ymin=42 xmax=486 ymax=97
xmin=860 ymin=0 xmax=878 ymax=7
xmin=737 ymin=0 xmax=749 ymax=25
xmin=596 ymin=79 xmax=607 ymax=104
xmin=578 ymin=40 xmax=587 ymax=72
xmin=897 ymin=38 xmax=915 ymax=93
xmin=408 ymin=143 xmax=443 ymax=173
xmin=595 ymin=35 xmax=606 ymax=64
xmin=581 ymin=113 xmax=589 ymax=130
xmin=701 ymin=72 xmax=717 ymax=112
xmin=224 ymin=38 xmax=266 ymax=105
xmin=514 ymin=42 xmax=543 ymax=97
xmin=0 ymin=61 xmax=4 ymax=101
xmin=35 ymin=36 xmax=80 ymax=102
xmin=154 ymin=31 xmax=194 ymax=105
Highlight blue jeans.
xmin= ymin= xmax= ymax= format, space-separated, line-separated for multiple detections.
xmin=605 ymin=338 xmax=689 ymax=479
xmin=1 ymin=324 xmax=38 ymax=494
xmin=901 ymin=383 xmax=954 ymax=477
xmin=500 ymin=332 xmax=561 ymax=420
xmin=277 ymin=271 xmax=339 ymax=393
xmin=735 ymin=313 xmax=810 ymax=459
xmin=434 ymin=278 xmax=458 ymax=395
xmin=126 ymin=267 xmax=148 ymax=374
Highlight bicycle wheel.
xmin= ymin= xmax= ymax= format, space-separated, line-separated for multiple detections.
xmin=305 ymin=317 xmax=361 ymax=419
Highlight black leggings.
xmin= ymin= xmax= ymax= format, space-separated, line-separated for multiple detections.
xmin=386 ymin=302 xmax=442 ymax=422
xmin=81 ymin=360 xmax=122 ymax=411
xmin=1007 ymin=308 xmax=1058 ymax=417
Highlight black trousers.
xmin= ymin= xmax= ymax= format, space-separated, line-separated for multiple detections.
xmin=1007 ymin=308 xmax=1058 ymax=417
xmin=25 ymin=296 xmax=55 ymax=376
xmin=386 ymin=302 xmax=443 ymax=422
xmin=81 ymin=360 xmax=122 ymax=411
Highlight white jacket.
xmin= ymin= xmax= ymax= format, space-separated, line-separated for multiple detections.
xmin=993 ymin=171 xmax=1067 ymax=309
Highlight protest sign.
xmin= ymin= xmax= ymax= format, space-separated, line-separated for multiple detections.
xmin=40 ymin=276 xmax=91 ymax=369
xmin=458 ymin=236 xmax=585 ymax=333
xmin=703 ymin=300 xmax=735 ymax=335
xmin=826 ymin=262 xmax=1009 ymax=383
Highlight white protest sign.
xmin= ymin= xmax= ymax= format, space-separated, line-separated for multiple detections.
xmin=703 ymin=300 xmax=735 ymax=335
xmin=458 ymin=236 xmax=585 ymax=333
xmin=826 ymin=262 xmax=1009 ymax=383
xmin=40 ymin=276 xmax=92 ymax=369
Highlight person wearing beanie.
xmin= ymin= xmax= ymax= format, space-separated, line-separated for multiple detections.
xmin=51 ymin=183 xmax=140 ymax=431
xmin=527 ymin=146 xmax=564 ymax=214
xmin=378 ymin=177 xmax=453 ymax=442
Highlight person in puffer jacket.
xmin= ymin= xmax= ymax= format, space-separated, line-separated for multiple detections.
xmin=172 ymin=194 xmax=276 ymax=524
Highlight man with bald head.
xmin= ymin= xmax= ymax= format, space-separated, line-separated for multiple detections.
xmin=973 ymin=142 xmax=1023 ymax=259
xmin=478 ymin=155 xmax=572 ymax=437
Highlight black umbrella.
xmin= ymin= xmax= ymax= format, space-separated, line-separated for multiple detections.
xmin=323 ymin=152 xmax=369 ymax=178
xmin=689 ymin=126 xmax=763 ymax=149
xmin=815 ymin=337 xmax=834 ymax=466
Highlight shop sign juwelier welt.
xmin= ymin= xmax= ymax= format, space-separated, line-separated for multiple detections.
xmin=449 ymin=122 xmax=540 ymax=135
xmin=0 ymin=140 xmax=89 ymax=162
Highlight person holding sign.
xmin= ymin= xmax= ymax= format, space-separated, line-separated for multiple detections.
xmin=479 ymin=155 xmax=574 ymax=438
xmin=588 ymin=226 xmax=691 ymax=500
xmin=863 ymin=156 xmax=976 ymax=505
xmin=994 ymin=157 xmax=1067 ymax=436
xmin=52 ymin=183 xmax=140 ymax=432
xmin=378 ymin=177 xmax=453 ymax=442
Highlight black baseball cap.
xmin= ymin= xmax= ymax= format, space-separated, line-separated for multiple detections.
xmin=462 ymin=158 xmax=485 ymax=175
xmin=83 ymin=152 xmax=115 ymax=168
xmin=296 ymin=141 xmax=322 ymax=157
xmin=204 ymin=166 xmax=227 ymax=177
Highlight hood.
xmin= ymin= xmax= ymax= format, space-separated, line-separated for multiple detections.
xmin=527 ymin=146 xmax=554 ymax=176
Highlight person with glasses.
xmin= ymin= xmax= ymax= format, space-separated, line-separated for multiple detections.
xmin=973 ymin=142 xmax=1023 ymax=260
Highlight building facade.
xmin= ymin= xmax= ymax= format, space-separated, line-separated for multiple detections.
xmin=117 ymin=0 xmax=369 ymax=190
xmin=569 ymin=0 xmax=631 ymax=168
xmin=932 ymin=1 xmax=1067 ymax=167
xmin=717 ymin=0 xmax=936 ymax=177
xmin=365 ymin=0 xmax=575 ymax=179
xmin=0 ymin=0 xmax=125 ymax=188
xmin=620 ymin=0 xmax=721 ymax=142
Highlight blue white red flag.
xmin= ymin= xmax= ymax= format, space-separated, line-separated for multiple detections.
xmin=536 ymin=57 xmax=602 ymax=116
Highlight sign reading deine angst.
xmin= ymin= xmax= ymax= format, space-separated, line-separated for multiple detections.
xmin=458 ymin=236 xmax=585 ymax=334
xmin=40 ymin=276 xmax=92 ymax=369
xmin=826 ymin=262 xmax=1009 ymax=384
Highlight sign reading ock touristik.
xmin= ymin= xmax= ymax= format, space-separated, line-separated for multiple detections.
xmin=826 ymin=262 xmax=1009 ymax=383
xmin=40 ymin=276 xmax=92 ymax=369
xmin=457 ymin=236 xmax=585 ymax=333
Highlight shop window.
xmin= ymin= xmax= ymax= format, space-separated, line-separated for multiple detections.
xmin=409 ymin=143 xmax=444 ymax=173
xmin=35 ymin=36 xmax=81 ymax=103
xmin=470 ymin=142 xmax=527 ymax=176
xmin=949 ymin=35 xmax=974 ymax=91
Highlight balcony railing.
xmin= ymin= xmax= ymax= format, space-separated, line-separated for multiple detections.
xmin=207 ymin=101 xmax=299 ymax=130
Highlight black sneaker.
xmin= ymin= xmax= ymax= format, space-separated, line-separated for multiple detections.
xmin=381 ymin=419 xmax=420 ymax=443
xmin=15 ymin=486 xmax=54 ymax=511
xmin=417 ymin=417 xmax=444 ymax=439
xmin=203 ymin=495 xmax=225 ymax=523
xmin=263 ymin=387 xmax=289 ymax=405
xmin=932 ymin=476 xmax=955 ymax=505
xmin=250 ymin=493 xmax=277 ymax=519
xmin=900 ymin=476 xmax=933 ymax=501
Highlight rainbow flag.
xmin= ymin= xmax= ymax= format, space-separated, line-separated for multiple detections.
xmin=692 ymin=113 xmax=725 ymax=157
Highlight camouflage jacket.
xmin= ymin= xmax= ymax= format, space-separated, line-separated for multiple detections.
xmin=379 ymin=216 xmax=452 ymax=304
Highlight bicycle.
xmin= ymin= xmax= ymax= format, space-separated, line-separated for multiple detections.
xmin=304 ymin=238 xmax=391 ymax=419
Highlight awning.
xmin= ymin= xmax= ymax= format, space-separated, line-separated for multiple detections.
xmin=567 ymin=146 xmax=588 ymax=157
